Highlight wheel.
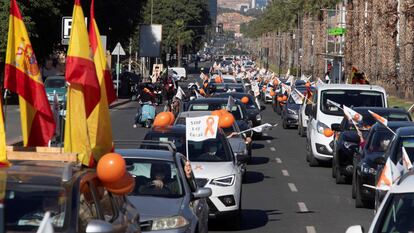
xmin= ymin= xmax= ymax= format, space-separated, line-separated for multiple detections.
xmin=306 ymin=140 xmax=311 ymax=162
xmin=355 ymin=177 xmax=366 ymax=208
xmin=144 ymin=119 xmax=152 ymax=128
xmin=332 ymin=156 xmax=336 ymax=178
xmin=299 ymin=124 xmax=306 ymax=137
xmin=229 ymin=198 xmax=242 ymax=230
xmin=335 ymin=162 xmax=346 ymax=184
xmin=352 ymin=170 xmax=357 ymax=199
xmin=282 ymin=119 xmax=288 ymax=129
xmin=307 ymin=140 xmax=319 ymax=166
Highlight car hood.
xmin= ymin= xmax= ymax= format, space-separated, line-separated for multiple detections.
xmin=191 ymin=161 xmax=235 ymax=178
xmin=227 ymin=137 xmax=247 ymax=153
xmin=363 ymin=151 xmax=385 ymax=167
xmin=127 ymin=196 xmax=184 ymax=222
xmin=286 ymin=103 xmax=300 ymax=111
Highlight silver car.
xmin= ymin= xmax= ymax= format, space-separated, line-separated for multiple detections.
xmin=116 ymin=142 xmax=212 ymax=233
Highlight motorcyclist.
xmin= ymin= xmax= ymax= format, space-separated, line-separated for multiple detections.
xmin=133 ymin=87 xmax=155 ymax=128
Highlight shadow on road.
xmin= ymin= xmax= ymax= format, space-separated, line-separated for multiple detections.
xmin=209 ymin=209 xmax=280 ymax=231
xmin=248 ymin=156 xmax=269 ymax=165
xmin=243 ymin=171 xmax=265 ymax=184
xmin=256 ymin=135 xmax=276 ymax=141
xmin=251 ymin=143 xmax=265 ymax=150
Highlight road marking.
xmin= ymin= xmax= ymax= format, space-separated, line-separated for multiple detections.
xmin=282 ymin=170 xmax=289 ymax=176
xmin=266 ymin=140 xmax=271 ymax=143
xmin=288 ymin=183 xmax=298 ymax=192
xmin=263 ymin=133 xmax=268 ymax=136
xmin=298 ymin=202 xmax=308 ymax=212
xmin=275 ymin=158 xmax=282 ymax=163
xmin=306 ymin=226 xmax=316 ymax=233
xmin=270 ymin=147 xmax=276 ymax=151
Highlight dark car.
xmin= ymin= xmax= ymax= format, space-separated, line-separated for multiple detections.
xmin=375 ymin=126 xmax=414 ymax=209
xmin=281 ymin=86 xmax=314 ymax=129
xmin=186 ymin=98 xmax=252 ymax=134
xmin=214 ymin=93 xmax=262 ymax=137
xmin=116 ymin=141 xmax=211 ymax=233
xmin=332 ymin=107 xmax=412 ymax=184
xmin=272 ymin=79 xmax=290 ymax=114
xmin=207 ymin=83 xmax=246 ymax=94
xmin=352 ymin=121 xmax=414 ymax=208
xmin=3 ymin=160 xmax=141 ymax=233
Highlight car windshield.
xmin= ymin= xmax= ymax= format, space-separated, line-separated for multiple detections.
xmin=188 ymin=104 xmax=243 ymax=120
xmin=377 ymin=193 xmax=414 ymax=232
xmin=188 ymin=138 xmax=232 ymax=162
xmin=126 ymin=159 xmax=184 ymax=198
xmin=321 ymin=90 xmax=384 ymax=116
xmin=367 ymin=131 xmax=395 ymax=153
xmin=45 ymin=78 xmax=65 ymax=88
xmin=144 ymin=133 xmax=186 ymax=155
xmin=5 ymin=184 xmax=67 ymax=231
xmin=394 ymin=136 xmax=414 ymax=164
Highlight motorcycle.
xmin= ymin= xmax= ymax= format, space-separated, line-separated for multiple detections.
xmin=139 ymin=101 xmax=156 ymax=128
xmin=154 ymin=84 xmax=163 ymax=105
xmin=130 ymin=83 xmax=139 ymax=101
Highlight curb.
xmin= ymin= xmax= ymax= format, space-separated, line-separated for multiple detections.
xmin=109 ymin=99 xmax=131 ymax=109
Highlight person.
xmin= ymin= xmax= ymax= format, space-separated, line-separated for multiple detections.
xmin=324 ymin=71 xmax=331 ymax=84
xmin=200 ymin=67 xmax=208 ymax=81
xmin=41 ymin=58 xmax=59 ymax=82
xmin=133 ymin=87 xmax=155 ymax=128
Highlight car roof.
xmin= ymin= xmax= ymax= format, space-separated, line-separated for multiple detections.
xmin=395 ymin=126 xmax=414 ymax=137
xmin=215 ymin=92 xmax=253 ymax=98
xmin=177 ymin=111 xmax=213 ymax=118
xmin=392 ymin=171 xmax=414 ymax=193
xmin=2 ymin=160 xmax=78 ymax=186
xmin=371 ymin=121 xmax=414 ymax=131
xmin=45 ymin=75 xmax=65 ymax=80
xmin=317 ymin=84 xmax=386 ymax=92
xmin=116 ymin=148 xmax=176 ymax=162
xmin=352 ymin=107 xmax=409 ymax=115
xmin=188 ymin=98 xmax=242 ymax=104
xmin=147 ymin=125 xmax=186 ymax=134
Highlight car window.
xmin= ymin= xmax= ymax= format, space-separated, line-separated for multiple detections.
xmin=180 ymin=158 xmax=197 ymax=192
xmin=5 ymin=184 xmax=67 ymax=231
xmin=189 ymin=104 xmax=210 ymax=111
xmin=367 ymin=131 xmax=394 ymax=153
xmin=187 ymin=136 xmax=232 ymax=162
xmin=393 ymin=137 xmax=414 ymax=164
xmin=377 ymin=193 xmax=414 ymax=232
xmin=126 ymin=160 xmax=184 ymax=198
xmin=145 ymin=134 xmax=186 ymax=155
xmin=45 ymin=78 xmax=65 ymax=88
xmin=79 ymin=181 xmax=100 ymax=232
xmin=320 ymin=90 xmax=384 ymax=116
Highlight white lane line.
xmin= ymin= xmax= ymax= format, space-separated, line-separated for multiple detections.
xmin=263 ymin=133 xmax=268 ymax=136
xmin=288 ymin=183 xmax=298 ymax=192
xmin=306 ymin=226 xmax=316 ymax=233
xmin=298 ymin=202 xmax=309 ymax=212
xmin=266 ymin=139 xmax=271 ymax=144
xmin=270 ymin=147 xmax=276 ymax=151
xmin=282 ymin=170 xmax=289 ymax=176
xmin=275 ymin=158 xmax=282 ymax=163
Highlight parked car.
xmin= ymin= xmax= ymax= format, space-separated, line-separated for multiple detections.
xmin=4 ymin=160 xmax=141 ymax=233
xmin=44 ymin=75 xmax=66 ymax=104
xmin=352 ymin=121 xmax=414 ymax=208
xmin=332 ymin=107 xmax=412 ymax=184
xmin=305 ymin=84 xmax=387 ymax=166
xmin=346 ymin=171 xmax=414 ymax=233
xmin=374 ymin=126 xmax=414 ymax=209
xmin=168 ymin=67 xmax=187 ymax=81
xmin=116 ymin=141 xmax=211 ymax=233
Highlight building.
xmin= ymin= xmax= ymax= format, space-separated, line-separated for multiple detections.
xmin=208 ymin=0 xmax=218 ymax=25
xmin=251 ymin=0 xmax=256 ymax=9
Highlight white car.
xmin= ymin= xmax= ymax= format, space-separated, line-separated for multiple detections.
xmin=264 ymin=83 xmax=275 ymax=103
xmin=346 ymin=172 xmax=414 ymax=233
xmin=169 ymin=67 xmax=187 ymax=81
xmin=305 ymin=84 xmax=387 ymax=166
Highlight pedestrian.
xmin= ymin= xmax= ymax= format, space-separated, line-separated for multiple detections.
xmin=324 ymin=71 xmax=331 ymax=84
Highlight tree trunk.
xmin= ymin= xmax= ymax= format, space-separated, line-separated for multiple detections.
xmin=177 ymin=40 xmax=182 ymax=67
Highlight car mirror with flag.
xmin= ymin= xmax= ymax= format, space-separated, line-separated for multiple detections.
xmin=185 ymin=116 xmax=219 ymax=160
xmin=368 ymin=110 xmax=396 ymax=135
xmin=376 ymin=157 xmax=399 ymax=191
xmin=343 ymin=105 xmax=363 ymax=123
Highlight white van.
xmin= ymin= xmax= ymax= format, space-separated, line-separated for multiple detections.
xmin=168 ymin=67 xmax=187 ymax=81
xmin=305 ymin=84 xmax=387 ymax=166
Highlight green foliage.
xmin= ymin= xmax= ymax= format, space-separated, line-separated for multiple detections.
xmin=241 ymin=0 xmax=341 ymax=38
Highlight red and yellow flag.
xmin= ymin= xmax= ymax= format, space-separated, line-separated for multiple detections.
xmin=0 ymin=98 xmax=8 ymax=165
xmin=87 ymin=0 xmax=115 ymax=161
xmin=4 ymin=0 xmax=56 ymax=147
xmin=64 ymin=0 xmax=100 ymax=166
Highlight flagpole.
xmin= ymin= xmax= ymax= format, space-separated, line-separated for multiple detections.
xmin=2 ymin=90 xmax=7 ymax=128
xmin=186 ymin=139 xmax=189 ymax=161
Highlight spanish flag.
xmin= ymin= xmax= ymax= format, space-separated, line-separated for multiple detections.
xmin=87 ymin=0 xmax=115 ymax=161
xmin=0 ymin=98 xmax=8 ymax=166
xmin=4 ymin=0 xmax=56 ymax=147
xmin=64 ymin=0 xmax=100 ymax=166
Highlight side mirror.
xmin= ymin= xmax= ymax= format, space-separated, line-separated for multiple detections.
xmin=331 ymin=123 xmax=342 ymax=132
xmin=345 ymin=225 xmax=364 ymax=233
xmin=192 ymin=187 xmax=212 ymax=199
xmin=375 ymin=157 xmax=386 ymax=166
xmin=86 ymin=220 xmax=115 ymax=233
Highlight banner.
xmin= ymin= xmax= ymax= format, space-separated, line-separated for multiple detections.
xmin=186 ymin=116 xmax=219 ymax=142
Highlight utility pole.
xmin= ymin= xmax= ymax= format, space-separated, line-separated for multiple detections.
xmin=150 ymin=0 xmax=153 ymax=24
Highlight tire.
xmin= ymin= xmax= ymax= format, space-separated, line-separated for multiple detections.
xmin=282 ymin=119 xmax=288 ymax=129
xmin=230 ymin=201 xmax=242 ymax=230
xmin=307 ymin=140 xmax=319 ymax=167
xmin=145 ymin=119 xmax=152 ymax=128
xmin=355 ymin=177 xmax=365 ymax=208
xmin=352 ymin=171 xmax=357 ymax=199
xmin=335 ymin=163 xmax=346 ymax=184
xmin=306 ymin=140 xmax=311 ymax=162
xmin=299 ymin=125 xmax=306 ymax=137
xmin=332 ymin=156 xmax=336 ymax=178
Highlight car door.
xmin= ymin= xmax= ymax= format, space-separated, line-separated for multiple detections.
xmin=307 ymin=90 xmax=318 ymax=140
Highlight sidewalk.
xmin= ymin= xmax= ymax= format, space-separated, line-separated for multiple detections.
xmin=109 ymin=98 xmax=131 ymax=109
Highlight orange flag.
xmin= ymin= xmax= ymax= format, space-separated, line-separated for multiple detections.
xmin=87 ymin=0 xmax=115 ymax=160
xmin=4 ymin=0 xmax=55 ymax=147
xmin=64 ymin=0 xmax=100 ymax=166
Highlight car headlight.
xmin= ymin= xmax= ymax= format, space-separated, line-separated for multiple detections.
xmin=256 ymin=114 xmax=262 ymax=121
xmin=288 ymin=108 xmax=297 ymax=115
xmin=344 ymin=141 xmax=358 ymax=149
xmin=210 ymin=175 xmax=235 ymax=187
xmin=361 ymin=163 xmax=376 ymax=175
xmin=317 ymin=121 xmax=329 ymax=134
xmin=151 ymin=215 xmax=189 ymax=231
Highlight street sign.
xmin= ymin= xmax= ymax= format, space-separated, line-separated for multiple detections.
xmin=61 ymin=16 xmax=88 ymax=45
xmin=328 ymin=27 xmax=346 ymax=36
xmin=111 ymin=42 xmax=126 ymax=56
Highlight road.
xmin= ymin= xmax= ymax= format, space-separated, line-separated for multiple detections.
xmin=109 ymin=63 xmax=375 ymax=233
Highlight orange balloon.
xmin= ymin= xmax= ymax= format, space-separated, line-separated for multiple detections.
xmin=323 ymin=128 xmax=334 ymax=137
xmin=97 ymin=153 xmax=126 ymax=183
xmin=241 ymin=96 xmax=249 ymax=104
xmin=277 ymin=96 xmax=283 ymax=102
xmin=282 ymin=95 xmax=288 ymax=101
xmin=270 ymin=91 xmax=275 ymax=97
xmin=273 ymin=80 xmax=279 ymax=86
xmin=153 ymin=112 xmax=172 ymax=127
xmin=103 ymin=172 xmax=135 ymax=195
xmin=167 ymin=111 xmax=175 ymax=125
xmin=219 ymin=112 xmax=235 ymax=128
xmin=305 ymin=82 xmax=311 ymax=87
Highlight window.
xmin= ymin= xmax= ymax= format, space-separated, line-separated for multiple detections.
xmin=187 ymin=136 xmax=232 ymax=162
xmin=367 ymin=131 xmax=394 ymax=153
xmin=79 ymin=181 xmax=99 ymax=232
xmin=181 ymin=159 xmax=197 ymax=192
xmin=126 ymin=160 xmax=183 ymax=198
xmin=44 ymin=78 xmax=65 ymax=88
xmin=377 ymin=193 xmax=414 ymax=232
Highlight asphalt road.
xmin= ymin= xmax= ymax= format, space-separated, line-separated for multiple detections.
xmin=109 ymin=63 xmax=375 ymax=233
